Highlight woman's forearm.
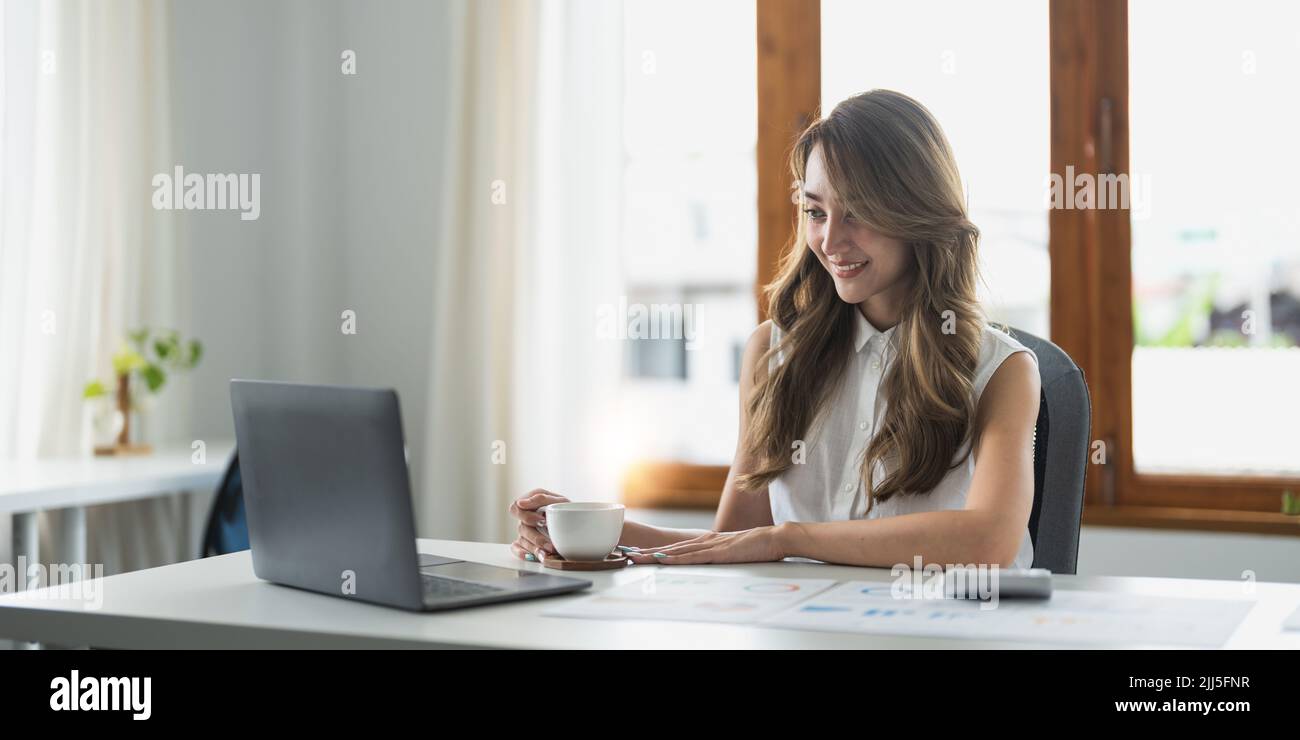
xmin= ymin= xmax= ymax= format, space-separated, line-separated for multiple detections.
xmin=775 ymin=509 xmax=1019 ymax=569
xmin=619 ymin=519 xmax=712 ymax=548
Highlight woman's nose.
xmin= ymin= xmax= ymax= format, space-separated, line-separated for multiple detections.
xmin=822 ymin=219 xmax=853 ymax=257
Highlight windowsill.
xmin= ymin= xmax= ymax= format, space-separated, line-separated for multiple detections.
xmin=621 ymin=463 xmax=1300 ymax=536
xmin=1083 ymin=506 xmax=1300 ymax=537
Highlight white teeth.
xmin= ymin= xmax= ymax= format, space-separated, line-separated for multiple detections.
xmin=834 ymin=261 xmax=865 ymax=271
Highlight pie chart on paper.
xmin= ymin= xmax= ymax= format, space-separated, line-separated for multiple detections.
xmin=744 ymin=582 xmax=803 ymax=594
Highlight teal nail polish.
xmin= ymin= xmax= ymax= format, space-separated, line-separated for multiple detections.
xmin=524 ymin=553 xmax=536 ymax=561
xmin=617 ymin=545 xmax=640 ymax=552
xmin=652 ymin=552 xmax=667 ymax=559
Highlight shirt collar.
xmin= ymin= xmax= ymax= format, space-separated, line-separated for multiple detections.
xmin=853 ymin=309 xmax=897 ymax=353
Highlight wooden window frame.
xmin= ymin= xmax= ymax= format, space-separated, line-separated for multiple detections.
xmin=1051 ymin=0 xmax=1300 ymax=533
xmin=623 ymin=0 xmax=1300 ymax=537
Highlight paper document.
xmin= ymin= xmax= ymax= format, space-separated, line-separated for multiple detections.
xmin=542 ymin=572 xmax=836 ymax=624
xmin=760 ymin=580 xmax=1255 ymax=647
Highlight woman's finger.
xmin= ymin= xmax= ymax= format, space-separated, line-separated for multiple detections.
xmin=511 ymin=504 xmax=548 ymax=528
xmin=510 ymin=538 xmax=548 ymax=562
xmin=635 ymin=540 xmax=713 ymax=557
xmin=633 ymin=534 xmax=713 ymax=555
xmin=511 ymin=492 xmax=565 ymax=526
xmin=510 ymin=489 xmax=550 ymax=514
xmin=510 ymin=541 xmax=529 ymax=560
xmin=626 ymin=539 xmax=719 ymax=564
xmin=519 ymin=489 xmax=567 ymax=508
xmin=627 ymin=545 xmax=714 ymax=565
xmin=514 ymin=491 xmax=567 ymax=516
xmin=510 ymin=540 xmax=544 ymax=562
xmin=517 ymin=521 xmax=553 ymax=553
xmin=517 ymin=522 xmax=554 ymax=554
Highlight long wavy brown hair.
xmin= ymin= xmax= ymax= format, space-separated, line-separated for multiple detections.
xmin=736 ymin=90 xmax=984 ymax=512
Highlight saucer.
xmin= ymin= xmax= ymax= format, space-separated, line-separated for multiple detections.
xmin=540 ymin=551 xmax=629 ymax=571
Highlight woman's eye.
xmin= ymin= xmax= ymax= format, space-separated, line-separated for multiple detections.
xmin=802 ymin=208 xmax=826 ymax=221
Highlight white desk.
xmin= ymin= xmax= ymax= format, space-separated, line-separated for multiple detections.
xmin=0 ymin=441 xmax=234 ymax=567
xmin=1 ymin=538 xmax=1298 ymax=649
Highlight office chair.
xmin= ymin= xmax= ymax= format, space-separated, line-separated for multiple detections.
xmin=1007 ymin=328 xmax=1091 ymax=575
xmin=201 ymin=450 xmax=249 ymax=557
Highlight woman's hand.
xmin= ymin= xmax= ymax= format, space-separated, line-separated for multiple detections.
xmin=508 ymin=489 xmax=569 ymax=562
xmin=623 ymin=526 xmax=785 ymax=565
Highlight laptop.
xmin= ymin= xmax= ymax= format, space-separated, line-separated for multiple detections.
xmin=229 ymin=379 xmax=592 ymax=611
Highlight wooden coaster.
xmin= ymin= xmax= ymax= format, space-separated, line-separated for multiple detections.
xmin=542 ymin=552 xmax=629 ymax=571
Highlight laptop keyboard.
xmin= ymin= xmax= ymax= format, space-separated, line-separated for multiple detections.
xmin=421 ymin=575 xmax=506 ymax=600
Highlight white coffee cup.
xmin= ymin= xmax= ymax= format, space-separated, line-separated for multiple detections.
xmin=539 ymin=502 xmax=625 ymax=561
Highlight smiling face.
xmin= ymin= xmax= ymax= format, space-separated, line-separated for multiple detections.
xmin=801 ymin=144 xmax=916 ymax=323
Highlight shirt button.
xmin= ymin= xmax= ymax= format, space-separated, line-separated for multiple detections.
xmin=843 ymin=483 xmax=854 ymax=492
xmin=871 ymin=361 xmax=881 ymax=370
xmin=859 ymin=421 xmax=869 ymax=431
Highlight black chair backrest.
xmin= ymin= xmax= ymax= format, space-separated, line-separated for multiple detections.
xmin=1007 ymin=328 xmax=1091 ymax=575
xmin=201 ymin=450 xmax=249 ymax=557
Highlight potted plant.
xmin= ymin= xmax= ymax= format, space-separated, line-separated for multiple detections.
xmin=83 ymin=328 xmax=202 ymax=455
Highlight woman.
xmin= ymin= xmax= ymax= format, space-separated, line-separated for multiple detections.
xmin=510 ymin=90 xmax=1041 ymax=569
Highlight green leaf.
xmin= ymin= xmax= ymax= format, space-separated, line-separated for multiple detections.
xmin=112 ymin=346 xmax=147 ymax=375
xmin=142 ymin=364 xmax=166 ymax=393
xmin=187 ymin=340 xmax=203 ymax=368
xmin=83 ymin=380 xmax=107 ymax=399
xmin=155 ymin=331 xmax=191 ymax=369
xmin=127 ymin=328 xmax=149 ymax=350
xmin=1284 ymin=490 xmax=1300 ymax=516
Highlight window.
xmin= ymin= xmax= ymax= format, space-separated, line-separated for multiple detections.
xmin=1128 ymin=0 xmax=1300 ymax=477
xmin=634 ymin=0 xmax=1300 ymax=530
xmin=821 ymin=0 xmax=1051 ymax=337
xmin=617 ymin=0 xmax=757 ymax=465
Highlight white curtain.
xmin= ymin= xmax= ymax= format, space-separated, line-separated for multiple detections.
xmin=0 ymin=0 xmax=198 ymax=573
xmin=420 ymin=0 xmax=626 ymax=543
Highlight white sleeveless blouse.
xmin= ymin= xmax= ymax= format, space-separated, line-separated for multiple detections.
xmin=767 ymin=311 xmax=1038 ymax=569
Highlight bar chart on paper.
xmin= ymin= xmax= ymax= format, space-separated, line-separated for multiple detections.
xmin=542 ymin=573 xmax=836 ymax=623
xmin=760 ymin=581 xmax=1256 ymax=647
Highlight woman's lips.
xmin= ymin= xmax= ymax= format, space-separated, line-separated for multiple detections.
xmin=829 ymin=259 xmax=868 ymax=279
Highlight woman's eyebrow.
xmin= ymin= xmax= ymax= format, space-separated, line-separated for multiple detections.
xmin=802 ymin=190 xmax=823 ymax=203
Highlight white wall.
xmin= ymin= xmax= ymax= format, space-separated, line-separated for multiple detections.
xmin=0 ymin=0 xmax=453 ymax=648
xmin=172 ymin=0 xmax=452 ymax=529
xmin=1078 ymin=526 xmax=1300 ymax=584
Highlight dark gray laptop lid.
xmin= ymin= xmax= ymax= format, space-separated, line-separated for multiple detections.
xmin=230 ymin=379 xmax=424 ymax=610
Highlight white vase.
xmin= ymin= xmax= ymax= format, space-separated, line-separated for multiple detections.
xmin=89 ymin=397 xmax=125 ymax=448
